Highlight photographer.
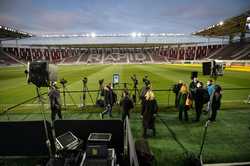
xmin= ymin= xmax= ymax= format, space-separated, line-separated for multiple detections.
xmin=120 ymin=90 xmax=134 ymax=122
xmin=100 ymin=83 xmax=116 ymax=119
xmin=48 ymin=82 xmax=62 ymax=122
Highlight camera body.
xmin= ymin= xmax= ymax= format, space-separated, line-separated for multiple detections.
xmin=83 ymin=77 xmax=88 ymax=84
xmin=99 ymin=79 xmax=104 ymax=85
xmin=27 ymin=61 xmax=49 ymax=87
xmin=202 ymin=60 xmax=225 ymax=77
xmin=60 ymin=78 xmax=67 ymax=85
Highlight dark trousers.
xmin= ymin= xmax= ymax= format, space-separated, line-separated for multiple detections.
xmin=179 ymin=105 xmax=188 ymax=121
xmin=143 ymin=127 xmax=156 ymax=138
xmin=195 ymin=103 xmax=203 ymax=121
xmin=102 ymin=104 xmax=112 ymax=117
xmin=210 ymin=108 xmax=217 ymax=121
xmin=122 ymin=110 xmax=130 ymax=122
xmin=51 ymin=109 xmax=62 ymax=122
xmin=175 ymin=93 xmax=178 ymax=108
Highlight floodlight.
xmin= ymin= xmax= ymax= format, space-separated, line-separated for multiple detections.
xmin=219 ymin=21 xmax=224 ymax=26
xmin=131 ymin=32 xmax=137 ymax=37
xmin=137 ymin=32 xmax=142 ymax=37
xmin=91 ymin=32 xmax=96 ymax=38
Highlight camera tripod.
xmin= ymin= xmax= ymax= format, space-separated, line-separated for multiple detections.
xmin=36 ymin=86 xmax=53 ymax=157
xmin=132 ymin=83 xmax=140 ymax=104
xmin=96 ymin=82 xmax=104 ymax=102
xmin=61 ymin=82 xmax=78 ymax=111
xmin=81 ymin=81 xmax=94 ymax=109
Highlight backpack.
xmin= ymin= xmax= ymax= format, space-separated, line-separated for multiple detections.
xmin=202 ymin=89 xmax=210 ymax=104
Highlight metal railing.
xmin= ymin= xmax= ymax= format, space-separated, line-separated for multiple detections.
xmin=1 ymin=87 xmax=250 ymax=115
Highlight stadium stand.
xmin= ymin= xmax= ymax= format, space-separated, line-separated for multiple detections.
xmin=0 ymin=48 xmax=21 ymax=65
xmin=1 ymin=43 xmax=249 ymax=65
xmin=209 ymin=42 xmax=250 ymax=60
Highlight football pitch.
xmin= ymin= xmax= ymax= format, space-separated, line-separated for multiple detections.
xmin=0 ymin=64 xmax=250 ymax=165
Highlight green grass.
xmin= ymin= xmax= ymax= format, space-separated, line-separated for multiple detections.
xmin=0 ymin=64 xmax=250 ymax=165
xmin=0 ymin=64 xmax=250 ymax=107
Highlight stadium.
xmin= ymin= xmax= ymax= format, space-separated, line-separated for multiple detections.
xmin=0 ymin=1 xmax=250 ymax=166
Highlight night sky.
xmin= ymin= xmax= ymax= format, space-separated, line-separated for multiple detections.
xmin=0 ymin=0 xmax=249 ymax=35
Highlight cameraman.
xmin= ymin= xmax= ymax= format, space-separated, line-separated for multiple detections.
xmin=100 ymin=83 xmax=115 ymax=119
xmin=48 ymin=82 xmax=62 ymax=122
xmin=120 ymin=90 xmax=134 ymax=122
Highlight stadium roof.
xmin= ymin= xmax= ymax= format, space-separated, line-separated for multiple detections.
xmin=193 ymin=10 xmax=250 ymax=37
xmin=2 ymin=35 xmax=225 ymax=46
xmin=0 ymin=25 xmax=32 ymax=41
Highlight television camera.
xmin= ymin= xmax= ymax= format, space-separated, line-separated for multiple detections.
xmin=82 ymin=77 xmax=88 ymax=85
xmin=27 ymin=61 xmax=57 ymax=87
xmin=202 ymin=60 xmax=225 ymax=78
xmin=60 ymin=78 xmax=67 ymax=85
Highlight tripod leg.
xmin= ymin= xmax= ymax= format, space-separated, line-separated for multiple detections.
xmin=36 ymin=87 xmax=53 ymax=157
xmin=82 ymin=87 xmax=86 ymax=107
xmin=64 ymin=87 xmax=78 ymax=109
xmin=86 ymin=87 xmax=95 ymax=105
xmin=63 ymin=86 xmax=66 ymax=110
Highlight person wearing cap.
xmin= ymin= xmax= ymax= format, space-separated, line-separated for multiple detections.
xmin=48 ymin=82 xmax=62 ymax=122
xmin=142 ymin=86 xmax=158 ymax=138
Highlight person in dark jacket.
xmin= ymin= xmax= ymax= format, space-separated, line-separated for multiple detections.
xmin=48 ymin=82 xmax=62 ymax=122
xmin=173 ymin=80 xmax=183 ymax=108
xmin=100 ymin=83 xmax=114 ymax=119
xmin=209 ymin=85 xmax=222 ymax=121
xmin=194 ymin=82 xmax=204 ymax=122
xmin=142 ymin=88 xmax=158 ymax=138
xmin=140 ymin=85 xmax=150 ymax=118
xmin=120 ymin=90 xmax=134 ymax=122
xmin=189 ymin=77 xmax=198 ymax=98
xmin=177 ymin=84 xmax=189 ymax=121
